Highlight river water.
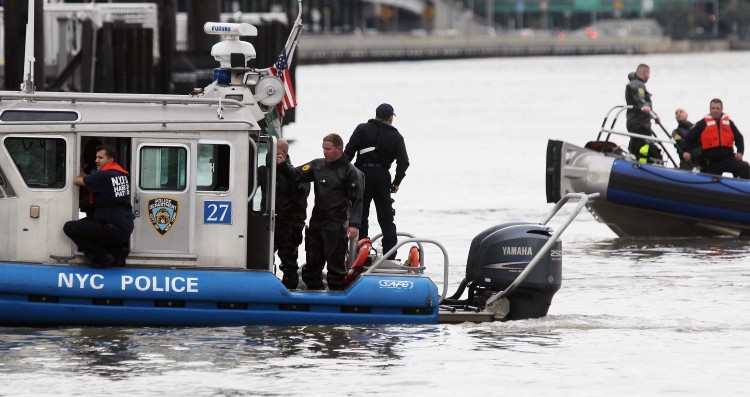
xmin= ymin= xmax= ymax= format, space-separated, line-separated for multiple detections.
xmin=3 ymin=52 xmax=750 ymax=396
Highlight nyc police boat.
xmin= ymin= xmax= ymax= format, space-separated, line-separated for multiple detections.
xmin=547 ymin=105 xmax=750 ymax=238
xmin=0 ymin=6 xmax=591 ymax=326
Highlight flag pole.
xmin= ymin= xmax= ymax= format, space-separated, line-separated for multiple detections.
xmin=285 ymin=0 xmax=304 ymax=66
xmin=21 ymin=0 xmax=36 ymax=93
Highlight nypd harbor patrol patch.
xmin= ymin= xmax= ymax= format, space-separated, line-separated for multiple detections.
xmin=148 ymin=197 xmax=179 ymax=236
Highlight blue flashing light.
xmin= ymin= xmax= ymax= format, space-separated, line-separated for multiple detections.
xmin=213 ymin=68 xmax=231 ymax=85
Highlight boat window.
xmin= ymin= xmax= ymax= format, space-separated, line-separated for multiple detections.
xmin=1 ymin=110 xmax=78 ymax=122
xmin=4 ymin=137 xmax=66 ymax=189
xmin=139 ymin=146 xmax=187 ymax=191
xmin=251 ymin=141 xmax=271 ymax=213
xmin=197 ymin=143 xmax=230 ymax=192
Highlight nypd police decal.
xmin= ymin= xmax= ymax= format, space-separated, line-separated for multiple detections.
xmin=148 ymin=197 xmax=179 ymax=236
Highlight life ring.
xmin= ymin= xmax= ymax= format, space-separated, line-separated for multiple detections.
xmin=345 ymin=238 xmax=372 ymax=286
xmin=408 ymin=245 xmax=419 ymax=267
xmin=351 ymin=242 xmax=370 ymax=269
xmin=346 ymin=238 xmax=371 ymax=269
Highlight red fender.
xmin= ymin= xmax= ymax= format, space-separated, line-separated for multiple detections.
xmin=408 ymin=245 xmax=419 ymax=267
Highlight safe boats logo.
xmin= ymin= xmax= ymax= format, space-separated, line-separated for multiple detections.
xmin=148 ymin=197 xmax=179 ymax=236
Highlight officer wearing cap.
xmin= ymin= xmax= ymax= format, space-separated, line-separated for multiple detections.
xmin=345 ymin=103 xmax=409 ymax=259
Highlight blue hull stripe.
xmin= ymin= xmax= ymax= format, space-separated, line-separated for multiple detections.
xmin=607 ymin=160 xmax=750 ymax=224
xmin=0 ymin=263 xmax=439 ymax=326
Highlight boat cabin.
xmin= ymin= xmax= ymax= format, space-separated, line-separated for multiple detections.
xmin=0 ymin=92 xmax=277 ymax=270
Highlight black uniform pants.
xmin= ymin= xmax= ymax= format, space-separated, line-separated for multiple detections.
xmin=63 ymin=220 xmax=131 ymax=261
xmin=303 ymin=219 xmax=347 ymax=291
xmin=359 ymin=166 xmax=397 ymax=259
xmin=274 ymin=216 xmax=304 ymax=274
xmin=701 ymin=156 xmax=750 ymax=179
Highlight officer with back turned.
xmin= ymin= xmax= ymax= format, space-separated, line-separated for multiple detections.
xmin=344 ymin=103 xmax=409 ymax=259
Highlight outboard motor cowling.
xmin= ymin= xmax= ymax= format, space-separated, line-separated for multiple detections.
xmin=466 ymin=222 xmax=562 ymax=320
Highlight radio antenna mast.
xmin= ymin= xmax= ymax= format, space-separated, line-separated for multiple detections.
xmin=20 ymin=0 xmax=36 ymax=93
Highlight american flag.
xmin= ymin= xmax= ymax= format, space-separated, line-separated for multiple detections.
xmin=269 ymin=49 xmax=297 ymax=117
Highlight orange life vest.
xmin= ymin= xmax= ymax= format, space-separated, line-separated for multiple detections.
xmin=700 ymin=114 xmax=734 ymax=150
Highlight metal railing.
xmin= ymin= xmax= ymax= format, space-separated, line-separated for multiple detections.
xmin=364 ymin=237 xmax=450 ymax=304
xmin=485 ymin=192 xmax=599 ymax=309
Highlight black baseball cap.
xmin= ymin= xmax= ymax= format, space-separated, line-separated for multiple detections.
xmin=376 ymin=103 xmax=395 ymax=119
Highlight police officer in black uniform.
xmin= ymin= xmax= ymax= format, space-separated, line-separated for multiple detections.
xmin=64 ymin=145 xmax=134 ymax=268
xmin=267 ymin=138 xmax=310 ymax=289
xmin=625 ymin=64 xmax=663 ymax=164
xmin=278 ymin=133 xmax=363 ymax=291
xmin=671 ymin=107 xmax=698 ymax=170
xmin=344 ymin=103 xmax=409 ymax=259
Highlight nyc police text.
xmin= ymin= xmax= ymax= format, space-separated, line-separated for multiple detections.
xmin=59 ymin=273 xmax=199 ymax=292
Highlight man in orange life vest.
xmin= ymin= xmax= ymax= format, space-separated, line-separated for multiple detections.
xmin=681 ymin=98 xmax=750 ymax=179
xmin=64 ymin=145 xmax=134 ymax=268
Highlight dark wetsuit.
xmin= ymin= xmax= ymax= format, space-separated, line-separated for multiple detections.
xmin=265 ymin=156 xmax=310 ymax=288
xmin=625 ymin=72 xmax=662 ymax=163
xmin=280 ymin=156 xmax=363 ymax=290
xmin=64 ymin=163 xmax=134 ymax=267
xmin=344 ymin=118 xmax=409 ymax=259
xmin=672 ymin=120 xmax=699 ymax=170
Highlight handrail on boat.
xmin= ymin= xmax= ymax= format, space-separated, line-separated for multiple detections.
xmin=0 ymin=119 xmax=261 ymax=131
xmin=0 ymin=91 xmax=246 ymax=108
xmin=365 ymin=238 xmax=450 ymax=304
xmin=596 ymin=104 xmax=630 ymax=141
xmin=369 ymin=231 xmax=425 ymax=268
xmin=486 ymin=192 xmax=599 ymax=309
xmin=594 ymin=105 xmax=678 ymax=167
xmin=595 ymin=105 xmax=677 ymax=147
xmin=597 ymin=129 xmax=674 ymax=145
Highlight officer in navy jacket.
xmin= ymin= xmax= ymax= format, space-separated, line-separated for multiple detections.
xmin=64 ymin=144 xmax=134 ymax=267
xmin=344 ymin=103 xmax=409 ymax=259
xmin=278 ymin=133 xmax=363 ymax=291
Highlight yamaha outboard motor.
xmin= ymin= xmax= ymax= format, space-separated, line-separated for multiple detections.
xmin=458 ymin=222 xmax=562 ymax=320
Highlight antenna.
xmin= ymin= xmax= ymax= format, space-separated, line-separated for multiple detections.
xmin=20 ymin=0 xmax=35 ymax=93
